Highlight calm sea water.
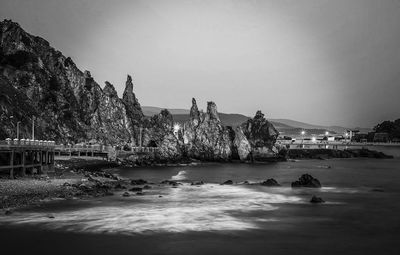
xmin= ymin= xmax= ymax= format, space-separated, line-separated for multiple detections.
xmin=1 ymin=147 xmax=400 ymax=254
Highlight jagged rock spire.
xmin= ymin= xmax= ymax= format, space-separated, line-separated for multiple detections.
xmin=103 ymin=81 xmax=118 ymax=97
xmin=206 ymin=101 xmax=220 ymax=121
xmin=122 ymin=74 xmax=144 ymax=125
xmin=190 ymin=98 xmax=200 ymax=120
xmin=123 ymin=75 xmax=135 ymax=102
xmin=254 ymin=110 xmax=264 ymax=120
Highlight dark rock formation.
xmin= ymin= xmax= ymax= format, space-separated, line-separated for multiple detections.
xmin=122 ymin=74 xmax=144 ymax=145
xmin=240 ymin=111 xmax=279 ymax=161
xmin=233 ymin=126 xmax=251 ymax=161
xmin=160 ymin=180 xmax=182 ymax=186
xmin=288 ymin=148 xmax=393 ymax=159
xmin=261 ymin=178 xmax=281 ymax=187
xmin=191 ymin=181 xmax=204 ymax=185
xmin=205 ymin=101 xmax=220 ymax=122
xmin=310 ymin=196 xmax=325 ymax=203
xmin=130 ymin=179 xmax=147 ymax=185
xmin=221 ymin=180 xmax=233 ymax=185
xmin=182 ymin=99 xmax=232 ymax=161
xmin=0 ymin=19 xmax=139 ymax=144
xmin=91 ymin=81 xmax=132 ymax=144
xmin=189 ymin=98 xmax=200 ymax=123
xmin=142 ymin=109 xmax=182 ymax=161
xmin=129 ymin=187 xmax=143 ymax=192
xmin=291 ymin=174 xmax=322 ymax=188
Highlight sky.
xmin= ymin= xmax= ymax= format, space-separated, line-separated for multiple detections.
xmin=1 ymin=0 xmax=400 ymax=128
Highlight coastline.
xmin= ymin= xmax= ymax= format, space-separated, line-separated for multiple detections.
xmin=0 ymin=158 xmax=122 ymax=212
xmin=0 ymin=147 xmax=393 ymax=213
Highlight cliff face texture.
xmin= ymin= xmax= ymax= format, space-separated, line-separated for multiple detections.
xmin=182 ymin=99 xmax=233 ymax=161
xmin=0 ymin=20 xmax=139 ymax=144
xmin=142 ymin=109 xmax=182 ymax=161
xmin=239 ymin=111 xmax=280 ymax=161
xmin=0 ymin=20 xmax=280 ymax=162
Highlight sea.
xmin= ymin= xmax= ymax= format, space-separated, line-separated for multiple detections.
xmin=0 ymin=146 xmax=399 ymax=255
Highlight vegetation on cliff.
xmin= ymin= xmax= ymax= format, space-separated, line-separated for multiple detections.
xmin=374 ymin=119 xmax=400 ymax=140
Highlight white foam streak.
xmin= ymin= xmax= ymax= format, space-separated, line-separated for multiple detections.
xmin=0 ymin=184 xmax=301 ymax=234
xmin=171 ymin=170 xmax=187 ymax=180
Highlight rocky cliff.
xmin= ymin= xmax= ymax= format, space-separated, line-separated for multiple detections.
xmin=0 ymin=19 xmax=281 ymax=162
xmin=236 ymin=110 xmax=280 ymax=161
xmin=182 ymin=99 xmax=233 ymax=161
xmin=0 ymin=19 xmax=140 ymax=145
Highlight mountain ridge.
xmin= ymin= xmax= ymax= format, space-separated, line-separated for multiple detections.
xmin=142 ymin=106 xmax=371 ymax=135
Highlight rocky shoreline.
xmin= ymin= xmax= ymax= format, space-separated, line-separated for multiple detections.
xmin=0 ymin=158 xmax=121 ymax=212
xmin=287 ymin=148 xmax=393 ymax=160
xmin=0 ymin=147 xmax=393 ymax=214
xmin=116 ymin=148 xmax=393 ymax=166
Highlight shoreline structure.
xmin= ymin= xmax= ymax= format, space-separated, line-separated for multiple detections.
xmin=0 ymin=146 xmax=394 ymax=213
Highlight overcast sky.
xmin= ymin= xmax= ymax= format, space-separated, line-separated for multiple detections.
xmin=1 ymin=0 xmax=400 ymax=127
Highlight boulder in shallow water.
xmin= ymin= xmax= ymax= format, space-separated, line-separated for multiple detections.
xmin=191 ymin=181 xmax=204 ymax=186
xmin=122 ymin=192 xmax=130 ymax=197
xmin=129 ymin=187 xmax=143 ymax=192
xmin=114 ymin=183 xmax=127 ymax=190
xmin=160 ymin=180 xmax=182 ymax=186
xmin=291 ymin=174 xmax=322 ymax=188
xmin=310 ymin=196 xmax=325 ymax=203
xmin=261 ymin=178 xmax=281 ymax=187
xmin=221 ymin=180 xmax=233 ymax=185
xmin=131 ymin=179 xmax=147 ymax=185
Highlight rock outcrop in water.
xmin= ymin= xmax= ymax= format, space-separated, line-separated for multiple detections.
xmin=182 ymin=99 xmax=233 ymax=161
xmin=143 ymin=109 xmax=182 ymax=162
xmin=291 ymin=174 xmax=322 ymax=188
xmin=232 ymin=111 xmax=280 ymax=161
xmin=241 ymin=111 xmax=279 ymax=161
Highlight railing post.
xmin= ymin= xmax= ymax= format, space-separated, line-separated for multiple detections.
xmin=10 ymin=149 xmax=14 ymax=179
xmin=21 ymin=151 xmax=26 ymax=177
xmin=40 ymin=150 xmax=43 ymax=173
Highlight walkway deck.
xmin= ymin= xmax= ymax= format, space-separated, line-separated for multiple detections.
xmin=0 ymin=139 xmax=55 ymax=178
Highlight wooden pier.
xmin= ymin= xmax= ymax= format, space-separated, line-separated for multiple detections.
xmin=0 ymin=139 xmax=161 ymax=178
xmin=54 ymin=145 xmax=159 ymax=160
xmin=0 ymin=139 xmax=55 ymax=178
xmin=54 ymin=144 xmax=110 ymax=159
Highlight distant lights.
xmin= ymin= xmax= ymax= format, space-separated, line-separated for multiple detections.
xmin=173 ymin=123 xmax=181 ymax=133
xmin=301 ymin=130 xmax=305 ymax=135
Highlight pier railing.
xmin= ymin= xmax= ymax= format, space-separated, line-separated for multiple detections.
xmin=0 ymin=139 xmax=56 ymax=178
xmin=0 ymin=138 xmax=55 ymax=149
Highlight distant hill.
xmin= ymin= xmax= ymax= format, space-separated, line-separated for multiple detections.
xmin=142 ymin=106 xmax=190 ymax=116
xmin=270 ymin=119 xmax=347 ymax=133
xmin=142 ymin=106 xmax=371 ymax=136
xmin=143 ymin=106 xmax=251 ymax=127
